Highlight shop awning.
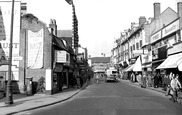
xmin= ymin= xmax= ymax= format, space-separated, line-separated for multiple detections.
xmin=133 ymin=56 xmax=142 ymax=72
xmin=156 ymin=53 xmax=182 ymax=70
xmin=53 ymin=35 xmax=68 ymax=51
xmin=123 ymin=64 xmax=134 ymax=72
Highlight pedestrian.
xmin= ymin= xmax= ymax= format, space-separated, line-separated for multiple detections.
xmin=170 ymin=74 xmax=177 ymax=102
xmin=175 ymin=74 xmax=182 ymax=90
xmin=153 ymin=72 xmax=158 ymax=88
xmin=142 ymin=73 xmax=147 ymax=88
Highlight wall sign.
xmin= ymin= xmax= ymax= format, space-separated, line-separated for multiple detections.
xmin=150 ymin=30 xmax=162 ymax=43
xmin=28 ymin=29 xmax=44 ymax=69
xmin=162 ymin=19 xmax=179 ymax=38
xmin=0 ymin=1 xmax=21 ymax=80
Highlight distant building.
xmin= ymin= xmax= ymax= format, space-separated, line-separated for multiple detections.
xmin=89 ymin=57 xmax=111 ymax=73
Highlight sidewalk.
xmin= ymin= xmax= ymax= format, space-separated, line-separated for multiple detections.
xmin=0 ymin=81 xmax=89 ymax=115
xmin=119 ymin=79 xmax=166 ymax=94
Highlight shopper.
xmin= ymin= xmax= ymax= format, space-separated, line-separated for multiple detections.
xmin=153 ymin=72 xmax=159 ymax=88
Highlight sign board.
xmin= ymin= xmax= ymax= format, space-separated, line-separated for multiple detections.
xmin=28 ymin=29 xmax=44 ymax=69
xmin=162 ymin=19 xmax=179 ymax=38
xmin=55 ymin=50 xmax=70 ymax=64
xmin=0 ymin=1 xmax=21 ymax=80
xmin=150 ymin=30 xmax=161 ymax=43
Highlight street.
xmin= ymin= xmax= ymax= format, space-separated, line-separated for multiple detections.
xmin=15 ymin=79 xmax=182 ymax=115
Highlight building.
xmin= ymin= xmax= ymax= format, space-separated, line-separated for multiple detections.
xmin=112 ymin=2 xmax=182 ymax=82
xmin=89 ymin=57 xmax=111 ymax=73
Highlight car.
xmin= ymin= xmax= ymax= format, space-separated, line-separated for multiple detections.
xmin=105 ymin=74 xmax=117 ymax=82
xmin=105 ymin=68 xmax=118 ymax=82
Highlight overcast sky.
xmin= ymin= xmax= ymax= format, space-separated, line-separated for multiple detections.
xmin=1 ymin=0 xmax=181 ymax=57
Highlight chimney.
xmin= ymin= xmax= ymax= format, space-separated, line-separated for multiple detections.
xmin=53 ymin=19 xmax=57 ymax=36
xmin=153 ymin=3 xmax=161 ymax=19
xmin=177 ymin=2 xmax=182 ymax=28
xmin=139 ymin=16 xmax=146 ymax=26
xmin=49 ymin=19 xmax=57 ymax=35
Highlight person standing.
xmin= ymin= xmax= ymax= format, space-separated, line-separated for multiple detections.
xmin=170 ymin=74 xmax=177 ymax=102
xmin=153 ymin=72 xmax=159 ymax=88
xmin=175 ymin=74 xmax=182 ymax=90
xmin=142 ymin=73 xmax=147 ymax=88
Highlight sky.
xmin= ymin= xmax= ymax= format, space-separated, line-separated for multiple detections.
xmin=1 ymin=0 xmax=181 ymax=57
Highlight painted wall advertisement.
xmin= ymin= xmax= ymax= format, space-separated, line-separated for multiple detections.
xmin=0 ymin=1 xmax=21 ymax=80
xmin=28 ymin=29 xmax=44 ymax=69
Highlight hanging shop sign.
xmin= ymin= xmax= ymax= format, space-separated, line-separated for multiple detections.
xmin=27 ymin=29 xmax=44 ymax=69
xmin=0 ymin=1 xmax=21 ymax=80
xmin=55 ymin=50 xmax=70 ymax=64
xmin=162 ymin=19 xmax=179 ymax=38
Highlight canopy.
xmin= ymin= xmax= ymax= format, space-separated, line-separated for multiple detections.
xmin=133 ymin=56 xmax=142 ymax=72
xmin=123 ymin=64 xmax=134 ymax=72
xmin=156 ymin=53 xmax=182 ymax=70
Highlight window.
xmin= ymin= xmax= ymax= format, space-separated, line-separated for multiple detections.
xmin=130 ymin=46 xmax=132 ymax=51
xmin=136 ymin=42 xmax=139 ymax=50
xmin=176 ymin=31 xmax=181 ymax=42
xmin=133 ymin=44 xmax=135 ymax=50
xmin=140 ymin=40 xmax=142 ymax=48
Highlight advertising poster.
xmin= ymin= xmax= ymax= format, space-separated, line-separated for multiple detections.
xmin=0 ymin=1 xmax=21 ymax=80
xmin=27 ymin=29 xmax=44 ymax=69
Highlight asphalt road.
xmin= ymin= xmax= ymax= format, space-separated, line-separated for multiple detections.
xmin=15 ymin=79 xmax=182 ymax=115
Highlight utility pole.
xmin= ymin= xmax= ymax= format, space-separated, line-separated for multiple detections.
xmin=5 ymin=0 xmax=15 ymax=105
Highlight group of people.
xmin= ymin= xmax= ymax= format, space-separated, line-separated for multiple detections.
xmin=165 ymin=72 xmax=182 ymax=102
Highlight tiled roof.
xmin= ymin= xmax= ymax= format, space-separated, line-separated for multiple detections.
xmin=57 ymin=30 xmax=72 ymax=37
xmin=90 ymin=57 xmax=110 ymax=63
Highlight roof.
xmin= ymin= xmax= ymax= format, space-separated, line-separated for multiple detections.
xmin=57 ymin=30 xmax=72 ymax=37
xmin=90 ymin=57 xmax=110 ymax=63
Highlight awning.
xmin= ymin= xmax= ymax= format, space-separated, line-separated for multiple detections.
xmin=156 ymin=53 xmax=182 ymax=70
xmin=54 ymin=65 xmax=63 ymax=72
xmin=133 ymin=56 xmax=142 ymax=72
xmin=123 ymin=64 xmax=134 ymax=72
xmin=53 ymin=35 xmax=68 ymax=51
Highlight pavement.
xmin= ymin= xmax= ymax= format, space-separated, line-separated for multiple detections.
xmin=0 ymin=79 xmax=166 ymax=115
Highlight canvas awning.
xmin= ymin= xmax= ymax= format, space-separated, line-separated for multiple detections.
xmin=156 ymin=53 xmax=182 ymax=70
xmin=133 ymin=56 xmax=142 ymax=72
xmin=123 ymin=64 xmax=134 ymax=72
xmin=53 ymin=35 xmax=68 ymax=51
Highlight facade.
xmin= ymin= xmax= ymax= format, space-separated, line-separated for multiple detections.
xmin=19 ymin=14 xmax=76 ymax=94
xmin=89 ymin=57 xmax=111 ymax=73
xmin=112 ymin=2 xmax=182 ymax=82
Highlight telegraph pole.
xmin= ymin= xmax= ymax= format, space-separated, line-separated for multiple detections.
xmin=5 ymin=0 xmax=15 ymax=105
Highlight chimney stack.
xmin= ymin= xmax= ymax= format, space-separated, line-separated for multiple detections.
xmin=154 ymin=3 xmax=161 ymax=19
xmin=49 ymin=19 xmax=57 ymax=36
xmin=177 ymin=2 xmax=182 ymax=28
xmin=139 ymin=16 xmax=146 ymax=26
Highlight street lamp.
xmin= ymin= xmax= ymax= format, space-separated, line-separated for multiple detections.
xmin=5 ymin=0 xmax=15 ymax=105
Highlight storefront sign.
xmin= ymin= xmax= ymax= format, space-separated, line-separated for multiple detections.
xmin=28 ymin=29 xmax=44 ymax=69
xmin=55 ymin=50 xmax=70 ymax=64
xmin=0 ymin=1 xmax=21 ymax=80
xmin=162 ymin=19 xmax=179 ymax=38
xmin=150 ymin=30 xmax=161 ymax=43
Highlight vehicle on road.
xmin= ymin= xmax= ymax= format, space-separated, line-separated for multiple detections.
xmin=105 ymin=68 xmax=118 ymax=82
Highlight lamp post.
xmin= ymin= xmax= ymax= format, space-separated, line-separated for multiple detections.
xmin=5 ymin=0 xmax=15 ymax=105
